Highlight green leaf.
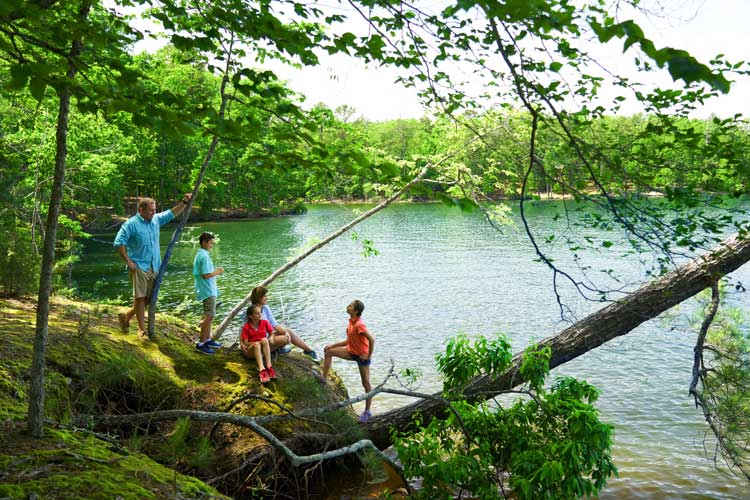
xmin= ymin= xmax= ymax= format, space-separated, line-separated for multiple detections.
xmin=8 ymin=64 xmax=30 ymax=91
xmin=29 ymin=78 xmax=46 ymax=102
xmin=378 ymin=161 xmax=399 ymax=178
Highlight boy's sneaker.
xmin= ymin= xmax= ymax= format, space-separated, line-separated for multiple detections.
xmin=267 ymin=366 xmax=277 ymax=379
xmin=206 ymin=339 xmax=222 ymax=348
xmin=303 ymin=350 xmax=320 ymax=362
xmin=259 ymin=369 xmax=270 ymax=383
xmin=358 ymin=410 xmax=372 ymax=423
xmin=195 ymin=343 xmax=215 ymax=355
xmin=278 ymin=345 xmax=292 ymax=354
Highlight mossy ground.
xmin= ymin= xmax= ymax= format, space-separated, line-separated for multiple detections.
xmin=0 ymin=423 xmax=227 ymax=500
xmin=0 ymin=296 xmax=352 ymax=499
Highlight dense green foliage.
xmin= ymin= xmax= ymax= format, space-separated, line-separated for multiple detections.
xmin=3 ymin=44 xmax=750 ymax=296
xmin=393 ymin=335 xmax=616 ymax=499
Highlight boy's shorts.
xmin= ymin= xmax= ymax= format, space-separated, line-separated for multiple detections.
xmin=129 ymin=267 xmax=156 ymax=299
xmin=350 ymin=354 xmax=371 ymax=366
xmin=202 ymin=296 xmax=216 ymax=317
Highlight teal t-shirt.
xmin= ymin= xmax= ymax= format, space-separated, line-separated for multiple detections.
xmin=193 ymin=248 xmax=218 ymax=301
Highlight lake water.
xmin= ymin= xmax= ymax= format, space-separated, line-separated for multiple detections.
xmin=74 ymin=202 xmax=750 ymax=499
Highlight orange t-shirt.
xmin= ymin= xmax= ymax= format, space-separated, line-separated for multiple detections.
xmin=346 ymin=316 xmax=370 ymax=357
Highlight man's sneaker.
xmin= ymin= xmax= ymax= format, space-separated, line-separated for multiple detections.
xmin=303 ymin=350 xmax=320 ymax=362
xmin=118 ymin=313 xmax=130 ymax=333
xmin=195 ymin=343 xmax=215 ymax=355
xmin=278 ymin=345 xmax=292 ymax=354
xmin=259 ymin=369 xmax=270 ymax=383
xmin=206 ymin=339 xmax=222 ymax=348
xmin=358 ymin=410 xmax=372 ymax=423
xmin=267 ymin=366 xmax=277 ymax=379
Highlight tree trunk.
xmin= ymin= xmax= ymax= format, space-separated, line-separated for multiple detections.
xmin=27 ymin=1 xmax=90 ymax=435
xmin=364 ymin=232 xmax=750 ymax=449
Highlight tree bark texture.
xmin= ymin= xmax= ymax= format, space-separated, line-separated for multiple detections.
xmin=364 ymin=232 xmax=750 ymax=449
xmin=27 ymin=3 xmax=90 ymax=436
xmin=27 ymin=87 xmax=72 ymax=438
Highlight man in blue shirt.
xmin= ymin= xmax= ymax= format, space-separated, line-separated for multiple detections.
xmin=193 ymin=232 xmax=224 ymax=354
xmin=114 ymin=195 xmax=191 ymax=338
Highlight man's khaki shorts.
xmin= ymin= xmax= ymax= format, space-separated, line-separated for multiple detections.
xmin=202 ymin=296 xmax=216 ymax=317
xmin=129 ymin=267 xmax=156 ymax=299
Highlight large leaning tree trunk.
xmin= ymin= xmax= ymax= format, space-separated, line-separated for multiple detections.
xmin=27 ymin=1 xmax=91 ymax=438
xmin=364 ymin=231 xmax=750 ymax=449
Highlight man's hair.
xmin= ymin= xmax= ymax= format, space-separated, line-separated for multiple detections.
xmin=250 ymin=286 xmax=268 ymax=305
xmin=138 ymin=197 xmax=156 ymax=211
xmin=199 ymin=232 xmax=215 ymax=245
xmin=351 ymin=299 xmax=365 ymax=317
xmin=246 ymin=304 xmax=261 ymax=320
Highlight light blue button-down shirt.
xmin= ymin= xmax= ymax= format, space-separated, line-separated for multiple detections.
xmin=113 ymin=210 xmax=174 ymax=272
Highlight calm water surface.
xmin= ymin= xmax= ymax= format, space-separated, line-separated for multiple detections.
xmin=75 ymin=202 xmax=750 ymax=499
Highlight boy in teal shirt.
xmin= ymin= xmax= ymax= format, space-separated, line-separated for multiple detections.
xmin=193 ymin=232 xmax=224 ymax=354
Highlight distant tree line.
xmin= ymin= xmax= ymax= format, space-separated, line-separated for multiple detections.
xmin=2 ymin=46 xmax=749 ymax=296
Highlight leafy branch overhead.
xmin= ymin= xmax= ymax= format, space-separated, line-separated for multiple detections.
xmin=321 ymin=0 xmax=750 ymax=305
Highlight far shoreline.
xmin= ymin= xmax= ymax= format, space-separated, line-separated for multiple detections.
xmin=83 ymin=189 xmax=735 ymax=233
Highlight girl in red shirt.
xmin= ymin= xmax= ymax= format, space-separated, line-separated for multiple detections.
xmin=240 ymin=304 xmax=276 ymax=383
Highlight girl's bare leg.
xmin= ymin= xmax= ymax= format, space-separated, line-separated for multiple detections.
xmin=261 ymin=338 xmax=272 ymax=368
xmin=322 ymin=346 xmax=353 ymax=379
xmin=286 ymin=327 xmax=313 ymax=352
xmin=252 ymin=342 xmax=264 ymax=371
xmin=358 ymin=364 xmax=373 ymax=411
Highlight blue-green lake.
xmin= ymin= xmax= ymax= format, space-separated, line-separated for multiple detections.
xmin=74 ymin=202 xmax=750 ymax=499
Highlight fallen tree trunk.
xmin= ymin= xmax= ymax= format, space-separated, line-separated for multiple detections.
xmin=364 ymin=232 xmax=750 ymax=449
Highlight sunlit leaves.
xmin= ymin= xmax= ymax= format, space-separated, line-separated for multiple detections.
xmin=396 ymin=333 xmax=615 ymax=499
xmin=437 ymin=333 xmax=513 ymax=391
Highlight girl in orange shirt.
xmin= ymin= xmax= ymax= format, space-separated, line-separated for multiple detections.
xmin=322 ymin=300 xmax=375 ymax=423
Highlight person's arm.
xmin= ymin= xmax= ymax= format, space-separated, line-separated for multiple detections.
xmin=263 ymin=305 xmax=279 ymax=329
xmin=116 ymin=245 xmax=137 ymax=271
xmin=239 ymin=325 xmax=249 ymax=352
xmin=361 ymin=330 xmax=375 ymax=359
xmin=201 ymin=267 xmax=224 ymax=279
xmin=170 ymin=193 xmax=192 ymax=217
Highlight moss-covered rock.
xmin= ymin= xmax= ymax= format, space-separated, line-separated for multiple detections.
xmin=0 ymin=296 xmax=353 ymax=499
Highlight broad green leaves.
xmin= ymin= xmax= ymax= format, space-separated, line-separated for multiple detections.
xmin=395 ymin=333 xmax=616 ymax=499
xmin=590 ymin=18 xmax=731 ymax=92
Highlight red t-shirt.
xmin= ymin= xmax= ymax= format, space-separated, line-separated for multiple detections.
xmin=241 ymin=319 xmax=273 ymax=343
xmin=346 ymin=316 xmax=370 ymax=357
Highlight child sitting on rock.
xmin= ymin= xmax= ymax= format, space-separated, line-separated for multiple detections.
xmin=240 ymin=304 xmax=276 ymax=383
